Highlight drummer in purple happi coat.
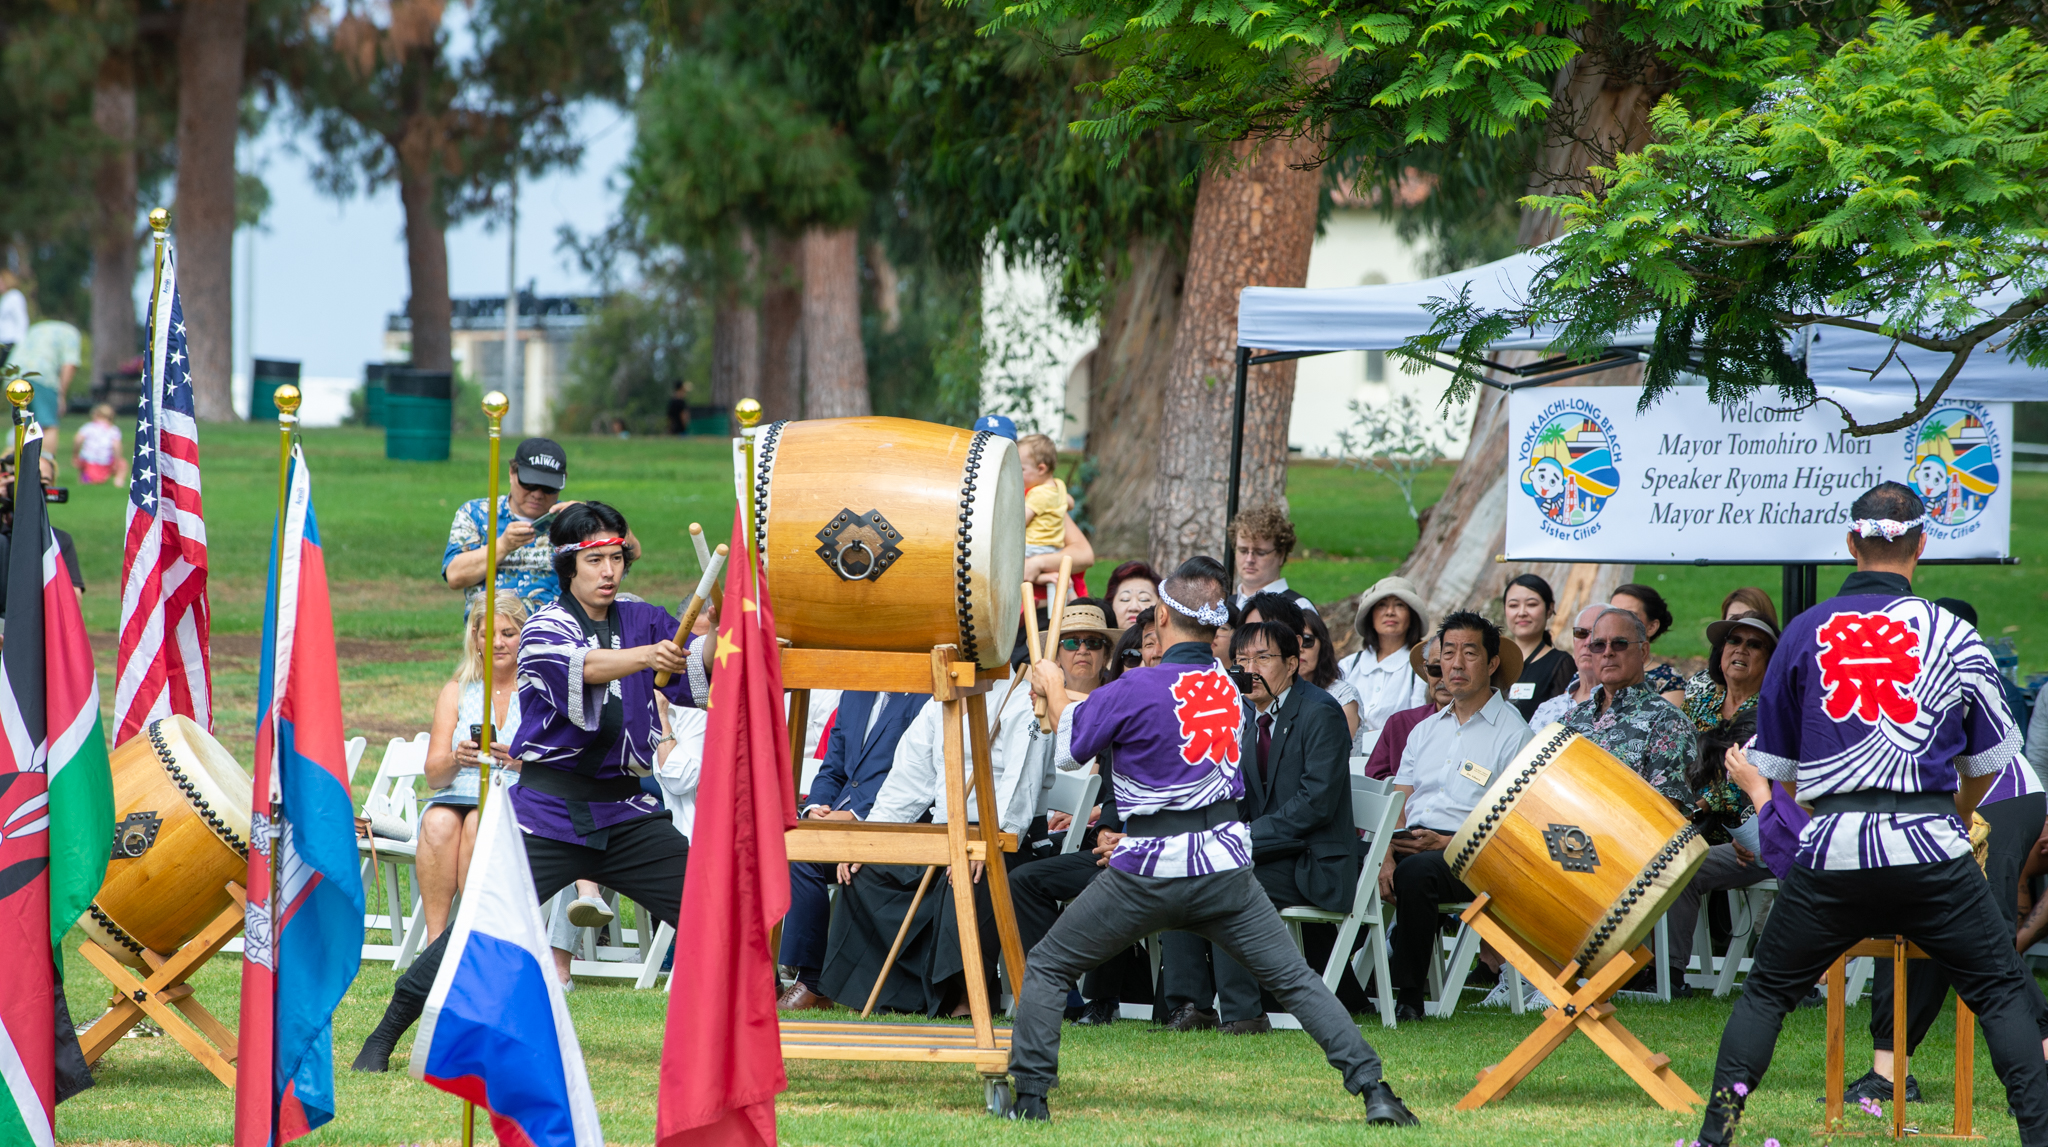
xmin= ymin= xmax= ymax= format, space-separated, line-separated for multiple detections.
xmin=1696 ymin=483 xmax=2048 ymax=1146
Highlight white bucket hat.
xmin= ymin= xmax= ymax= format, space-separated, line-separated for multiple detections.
xmin=1353 ymin=575 xmax=1429 ymax=643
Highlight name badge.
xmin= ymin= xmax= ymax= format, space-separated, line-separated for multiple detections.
xmin=1459 ymin=759 xmax=1492 ymax=786
xmin=1508 ymin=682 xmax=1536 ymax=700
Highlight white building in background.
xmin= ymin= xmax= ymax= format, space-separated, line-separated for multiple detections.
xmin=983 ymin=190 xmax=1470 ymax=461
xmin=382 ymin=292 xmax=596 ymax=434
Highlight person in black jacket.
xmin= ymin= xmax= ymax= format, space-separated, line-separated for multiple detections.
xmin=1157 ymin=620 xmax=1360 ymax=1034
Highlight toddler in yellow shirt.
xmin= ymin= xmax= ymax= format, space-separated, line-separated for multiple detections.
xmin=1019 ymin=433 xmax=1072 ymax=585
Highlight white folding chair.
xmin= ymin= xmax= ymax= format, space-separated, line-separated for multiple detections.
xmin=1279 ymin=776 xmax=1406 ymax=1027
xmin=1685 ymin=881 xmax=1778 ymax=997
xmin=1048 ymin=770 xmax=1103 ymax=856
xmin=556 ymin=890 xmax=672 ymax=987
xmin=356 ymin=734 xmax=430 ymax=968
xmin=343 ymin=735 xmax=368 ymax=787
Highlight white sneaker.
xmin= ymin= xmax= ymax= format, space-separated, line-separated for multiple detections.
xmin=566 ymin=895 xmax=615 ymax=929
xmin=1476 ymin=977 xmax=1551 ymax=1011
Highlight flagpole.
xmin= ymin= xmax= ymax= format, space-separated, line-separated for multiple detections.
xmin=7 ymin=379 xmax=30 ymax=482
xmin=270 ymin=383 xmax=300 ymax=874
xmin=734 ymin=397 xmax=761 ymax=572
xmin=465 ymin=390 xmax=507 ymax=1147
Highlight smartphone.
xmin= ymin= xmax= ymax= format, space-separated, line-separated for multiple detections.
xmin=468 ymin=723 xmax=483 ymax=746
xmin=528 ymin=509 xmax=558 ymax=537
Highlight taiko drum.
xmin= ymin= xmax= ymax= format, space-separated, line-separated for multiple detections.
xmin=82 ymin=716 xmax=252 ymax=967
xmin=1445 ymin=724 xmax=1708 ymax=976
xmin=750 ymin=416 xmax=1024 ymax=669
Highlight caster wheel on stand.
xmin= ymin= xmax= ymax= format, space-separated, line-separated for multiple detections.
xmin=984 ymin=1076 xmax=1016 ymax=1118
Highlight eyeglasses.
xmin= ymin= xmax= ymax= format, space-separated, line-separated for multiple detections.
xmin=1301 ymin=633 xmax=1319 ymax=646
xmin=1587 ymin=638 xmax=1637 ymax=654
xmin=1571 ymin=627 xmax=1592 ymax=640
xmin=1120 ymin=648 xmax=1142 ymax=662
xmin=1240 ymin=546 xmax=1278 ymax=559
xmin=1059 ymin=636 xmax=1111 ymax=652
xmin=1724 ymin=635 xmax=1773 ymax=653
xmin=1424 ymin=663 xmax=1443 ymax=678
xmin=1235 ymin=652 xmax=1286 ymax=668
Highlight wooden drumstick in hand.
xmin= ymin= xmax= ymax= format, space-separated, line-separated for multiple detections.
xmin=1036 ymin=555 xmax=1074 ymax=732
xmin=689 ymin=521 xmax=712 ymax=572
xmin=1023 ymin=583 xmax=1047 ymax=728
xmin=655 ymin=544 xmax=728 ymax=688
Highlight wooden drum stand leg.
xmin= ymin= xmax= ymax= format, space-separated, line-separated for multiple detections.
xmin=77 ymin=883 xmax=247 ymax=1088
xmin=1823 ymin=938 xmax=1978 ymax=1140
xmin=1454 ymin=894 xmax=1703 ymax=1113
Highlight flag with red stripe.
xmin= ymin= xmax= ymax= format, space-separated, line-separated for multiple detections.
xmin=235 ymin=446 xmax=363 ymax=1146
xmin=0 ymin=437 xmax=114 ymax=1145
xmin=114 ymin=244 xmax=211 ymax=743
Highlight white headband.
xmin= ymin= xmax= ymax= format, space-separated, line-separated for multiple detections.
xmin=1158 ymin=584 xmax=1230 ymax=627
xmin=1851 ymin=517 xmax=1924 ymax=540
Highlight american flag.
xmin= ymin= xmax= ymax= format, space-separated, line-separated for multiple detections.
xmin=114 ymin=244 xmax=211 ymax=741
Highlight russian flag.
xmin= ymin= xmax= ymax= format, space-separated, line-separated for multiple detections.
xmin=235 ymin=447 xmax=365 ymax=1145
xmin=413 ymin=771 xmax=603 ymax=1147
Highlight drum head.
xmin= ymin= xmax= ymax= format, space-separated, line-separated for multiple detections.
xmin=157 ymin=714 xmax=252 ymax=843
xmin=961 ymin=433 xmax=1024 ymax=669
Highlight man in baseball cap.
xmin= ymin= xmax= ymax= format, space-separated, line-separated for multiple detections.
xmin=513 ymin=436 xmax=568 ymax=490
xmin=444 ymin=435 xmax=635 ymax=612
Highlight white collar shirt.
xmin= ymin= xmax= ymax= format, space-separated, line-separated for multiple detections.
xmin=1393 ymin=689 xmax=1534 ymax=832
xmin=1340 ymin=644 xmax=1431 ymax=733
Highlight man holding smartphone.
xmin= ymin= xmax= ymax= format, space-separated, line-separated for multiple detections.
xmin=441 ymin=436 xmax=642 ymax=614
xmin=1383 ymin=612 xmax=1533 ymax=1022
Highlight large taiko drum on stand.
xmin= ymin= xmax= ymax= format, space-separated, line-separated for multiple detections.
xmin=751 ymin=416 xmax=1025 ymax=670
xmin=82 ymin=716 xmax=252 ymax=967
xmin=1445 ymin=724 xmax=1708 ymax=976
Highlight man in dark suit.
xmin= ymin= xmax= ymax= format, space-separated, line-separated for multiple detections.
xmin=1158 ymin=620 xmax=1360 ymax=1034
xmin=777 ymin=691 xmax=921 ymax=1010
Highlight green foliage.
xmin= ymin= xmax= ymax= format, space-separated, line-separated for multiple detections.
xmin=557 ymin=267 xmax=707 ymax=434
xmin=1414 ymin=3 xmax=2048 ymax=435
xmin=864 ymin=261 xmax=986 ymax=428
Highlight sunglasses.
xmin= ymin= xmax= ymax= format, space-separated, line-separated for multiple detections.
xmin=1424 ymin=663 xmax=1443 ymax=678
xmin=1724 ymin=634 xmax=1773 ymax=653
xmin=1571 ymin=627 xmax=1592 ymax=640
xmin=1587 ymin=638 xmax=1637 ymax=654
xmin=1060 ymin=636 xmax=1111 ymax=652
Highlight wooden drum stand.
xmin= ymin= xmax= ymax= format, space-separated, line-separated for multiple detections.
xmin=77 ymin=884 xmax=247 ymax=1087
xmin=778 ymin=645 xmax=1028 ymax=1113
xmin=1454 ymin=893 xmax=1703 ymax=1112
xmin=1824 ymin=938 xmax=1979 ymax=1139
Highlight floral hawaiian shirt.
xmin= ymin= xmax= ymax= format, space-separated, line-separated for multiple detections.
xmin=1564 ymin=681 xmax=1700 ymax=811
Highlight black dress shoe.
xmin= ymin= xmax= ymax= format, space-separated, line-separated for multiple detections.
xmin=1819 ymin=1069 xmax=1919 ymax=1104
xmin=1073 ymin=998 xmax=1119 ymax=1026
xmin=1153 ymin=1003 xmax=1219 ymax=1032
xmin=1393 ymin=1002 xmax=1427 ymax=1023
xmin=1219 ymin=1016 xmax=1273 ymax=1035
xmin=1008 ymin=1092 xmax=1050 ymax=1121
xmin=1362 ymin=1080 xmax=1420 ymax=1126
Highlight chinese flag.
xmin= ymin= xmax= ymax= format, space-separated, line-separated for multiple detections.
xmin=657 ymin=509 xmax=797 ymax=1147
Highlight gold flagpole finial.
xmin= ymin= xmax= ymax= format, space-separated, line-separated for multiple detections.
xmin=734 ymin=397 xmax=762 ymax=429
xmin=149 ymin=207 xmax=170 ymax=235
xmin=273 ymin=384 xmax=302 ymax=420
xmin=8 ymin=379 xmax=33 ymax=484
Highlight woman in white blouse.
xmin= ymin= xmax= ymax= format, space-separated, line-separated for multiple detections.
xmin=1338 ymin=575 xmax=1431 ymax=733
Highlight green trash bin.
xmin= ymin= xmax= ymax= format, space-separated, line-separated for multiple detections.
xmin=251 ymin=359 xmax=301 ymax=422
xmin=687 ymin=405 xmax=731 ymax=437
xmin=385 ymin=369 xmax=452 ymax=461
xmin=364 ymin=363 xmax=388 ymax=428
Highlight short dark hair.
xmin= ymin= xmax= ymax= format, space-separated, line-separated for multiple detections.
xmin=1108 ymin=622 xmax=1145 ymax=681
xmin=1243 ymin=591 xmax=1306 ymax=636
xmin=1436 ymin=610 xmax=1501 ymax=663
xmin=1230 ymin=620 xmax=1300 ymax=663
xmin=1300 ymin=609 xmax=1340 ymax=689
xmin=1158 ymin=555 xmax=1230 ymax=640
xmin=550 ymin=500 xmax=633 ymax=586
xmin=1611 ymin=583 xmax=1674 ymax=643
xmin=1849 ymin=481 xmax=1927 ymax=560
xmin=1503 ymin=574 xmax=1557 ymax=649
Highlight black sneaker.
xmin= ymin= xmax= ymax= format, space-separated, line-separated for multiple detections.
xmin=1009 ymin=1092 xmax=1050 ymax=1121
xmin=1817 ymin=1069 xmax=1920 ymax=1103
xmin=1362 ymin=1080 xmax=1420 ymax=1127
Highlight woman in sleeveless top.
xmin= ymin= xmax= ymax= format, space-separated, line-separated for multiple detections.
xmin=419 ymin=591 xmax=528 ymax=942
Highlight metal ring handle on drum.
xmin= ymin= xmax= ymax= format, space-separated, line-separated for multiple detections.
xmin=1448 ymin=724 xmax=1575 ymax=879
xmin=830 ymin=538 xmax=879 ymax=581
xmin=147 ymin=720 xmax=249 ymax=859
xmin=1575 ymin=822 xmax=1703 ymax=969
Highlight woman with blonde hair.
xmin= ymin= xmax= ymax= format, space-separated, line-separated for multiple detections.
xmin=418 ymin=590 xmax=528 ymax=941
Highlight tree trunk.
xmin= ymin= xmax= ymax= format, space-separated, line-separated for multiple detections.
xmin=799 ymin=226 xmax=868 ymax=419
xmin=1373 ymin=41 xmax=1675 ymax=629
xmin=397 ymin=155 xmax=451 ymax=371
xmin=91 ymin=46 xmax=139 ymax=399
xmin=1083 ymin=236 xmax=1185 ymax=559
xmin=709 ymin=229 xmax=760 ymax=412
xmin=1149 ymin=136 xmax=1321 ymax=570
xmin=758 ymin=233 xmax=803 ymax=422
xmin=174 ymin=0 xmax=246 ymax=421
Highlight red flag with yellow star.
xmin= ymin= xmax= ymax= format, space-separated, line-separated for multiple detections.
xmin=657 ymin=508 xmax=796 ymax=1147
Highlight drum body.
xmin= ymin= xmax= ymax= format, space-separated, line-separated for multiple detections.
xmin=752 ymin=417 xmax=1025 ymax=669
xmin=1446 ymin=724 xmax=1707 ymax=976
xmin=83 ymin=716 xmax=252 ymax=967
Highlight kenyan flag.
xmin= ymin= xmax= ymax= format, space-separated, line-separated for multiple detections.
xmin=0 ymin=438 xmax=114 ymax=1146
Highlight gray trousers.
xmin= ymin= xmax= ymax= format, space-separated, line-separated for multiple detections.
xmin=1011 ymin=864 xmax=1383 ymax=1096
xmin=1662 ymin=842 xmax=1773 ymax=975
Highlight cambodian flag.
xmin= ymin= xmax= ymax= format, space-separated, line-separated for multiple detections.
xmin=413 ymin=771 xmax=603 ymax=1147
xmin=235 ymin=447 xmax=365 ymax=1146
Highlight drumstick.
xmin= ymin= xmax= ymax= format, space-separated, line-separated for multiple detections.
xmin=1021 ymin=585 xmax=1044 ymax=663
xmin=654 ymin=545 xmax=728 ymax=688
xmin=1036 ymin=555 xmax=1074 ymax=733
xmin=689 ymin=521 xmax=712 ymax=572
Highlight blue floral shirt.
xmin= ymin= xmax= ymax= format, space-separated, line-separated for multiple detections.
xmin=442 ymin=495 xmax=558 ymax=614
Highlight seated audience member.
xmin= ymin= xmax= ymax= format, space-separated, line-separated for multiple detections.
xmin=1563 ymin=607 xmax=1700 ymax=810
xmin=1528 ymin=605 xmax=1603 ymax=729
xmin=1659 ymin=717 xmax=1770 ymax=993
xmin=1156 ymin=621 xmax=1359 ymax=1034
xmin=1104 ymin=561 xmax=1161 ymax=629
xmin=1110 ymin=606 xmax=1165 ymax=679
xmin=1300 ymin=610 xmax=1363 ymax=746
xmin=1231 ymin=504 xmax=1314 ymax=612
xmin=818 ymin=604 xmax=1109 ymax=1015
xmin=1361 ymin=646 xmax=1448 ymax=780
xmin=1608 ymin=583 xmax=1686 ymax=697
xmin=1502 ymin=574 xmax=1573 ymax=721
xmin=777 ymin=688 xmax=926 ymax=1011
xmin=1720 ymin=585 xmax=1780 ymax=631
xmin=419 ymin=590 xmax=528 ymax=942
xmin=1682 ymin=613 xmax=1778 ymax=731
xmin=1382 ymin=613 xmax=1534 ymax=1021
xmin=1209 ymin=598 xmax=1242 ymax=664
xmin=1339 ymin=575 xmax=1430 ymax=734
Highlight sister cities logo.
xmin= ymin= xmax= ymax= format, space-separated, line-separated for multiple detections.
xmin=1518 ymin=398 xmax=1622 ymax=542
xmin=1170 ymin=668 xmax=1243 ymax=769
xmin=1816 ymin=611 xmax=1922 ymax=726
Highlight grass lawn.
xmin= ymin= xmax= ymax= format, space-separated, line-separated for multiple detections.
xmin=49 ymin=423 xmax=2047 ymax=1144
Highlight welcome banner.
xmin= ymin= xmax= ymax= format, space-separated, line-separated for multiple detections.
xmin=1504 ymin=387 xmax=2013 ymax=564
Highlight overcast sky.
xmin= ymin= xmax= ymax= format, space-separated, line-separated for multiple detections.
xmin=224 ymin=102 xmax=634 ymax=382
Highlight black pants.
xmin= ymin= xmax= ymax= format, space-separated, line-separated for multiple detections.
xmin=1870 ymin=791 xmax=2048 ymax=1053
xmin=392 ymin=813 xmax=690 ymax=1004
xmin=1699 ymin=856 xmax=2048 ymax=1146
xmin=1160 ymin=860 xmax=1311 ymax=1022
xmin=1009 ymin=848 xmax=1148 ymax=1005
xmin=1388 ymin=847 xmax=1470 ymax=1007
